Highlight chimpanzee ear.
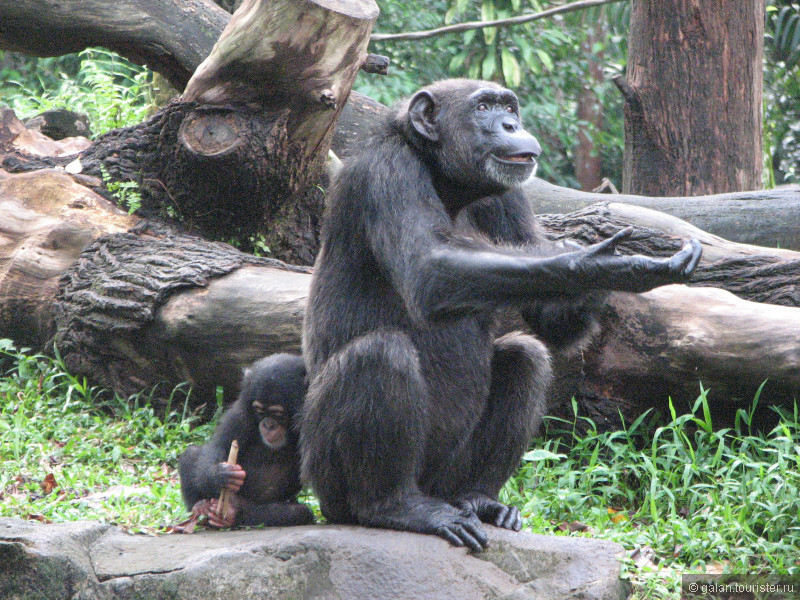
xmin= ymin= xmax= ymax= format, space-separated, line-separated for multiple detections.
xmin=408 ymin=90 xmax=439 ymax=142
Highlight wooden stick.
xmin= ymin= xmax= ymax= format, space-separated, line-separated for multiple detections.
xmin=217 ymin=439 xmax=239 ymax=519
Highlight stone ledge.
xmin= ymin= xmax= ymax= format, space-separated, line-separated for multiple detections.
xmin=0 ymin=517 xmax=629 ymax=600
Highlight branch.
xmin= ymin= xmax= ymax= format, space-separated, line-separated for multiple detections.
xmin=370 ymin=0 xmax=624 ymax=42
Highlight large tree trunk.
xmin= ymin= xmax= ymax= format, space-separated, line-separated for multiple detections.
xmin=617 ymin=0 xmax=765 ymax=196
xmin=575 ymin=23 xmax=604 ymax=192
xmin=2 ymin=0 xmax=379 ymax=264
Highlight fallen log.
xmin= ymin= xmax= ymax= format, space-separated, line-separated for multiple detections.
xmin=524 ymin=178 xmax=800 ymax=252
xmin=4 ymin=164 xmax=800 ymax=420
xmin=0 ymin=169 xmax=137 ymax=348
xmin=0 ymin=0 xmax=230 ymax=90
xmin=573 ymin=285 xmax=800 ymax=427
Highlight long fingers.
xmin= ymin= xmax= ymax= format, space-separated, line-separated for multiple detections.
xmin=494 ymin=505 xmax=522 ymax=531
xmin=586 ymin=226 xmax=633 ymax=257
xmin=436 ymin=511 xmax=489 ymax=552
xmin=671 ymin=238 xmax=702 ymax=278
xmin=656 ymin=237 xmax=702 ymax=286
xmin=222 ymin=463 xmax=246 ymax=492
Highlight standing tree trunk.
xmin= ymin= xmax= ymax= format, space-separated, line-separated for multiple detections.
xmin=575 ymin=22 xmax=604 ymax=192
xmin=616 ymin=0 xmax=765 ymax=196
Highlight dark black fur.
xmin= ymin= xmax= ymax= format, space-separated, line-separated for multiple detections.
xmin=179 ymin=353 xmax=313 ymax=527
xmin=301 ymin=79 xmax=701 ymax=550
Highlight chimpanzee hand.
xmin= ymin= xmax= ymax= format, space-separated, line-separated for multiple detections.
xmin=216 ymin=462 xmax=246 ymax=493
xmin=205 ymin=497 xmax=238 ymax=529
xmin=432 ymin=505 xmax=489 ymax=552
xmin=563 ymin=227 xmax=702 ymax=293
xmin=190 ymin=498 xmax=237 ymax=529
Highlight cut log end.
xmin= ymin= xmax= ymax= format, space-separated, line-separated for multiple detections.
xmin=313 ymin=0 xmax=379 ymax=20
xmin=361 ymin=53 xmax=390 ymax=75
xmin=179 ymin=111 xmax=244 ymax=157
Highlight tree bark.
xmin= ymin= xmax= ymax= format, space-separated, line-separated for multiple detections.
xmin=175 ymin=0 xmax=379 ymax=260
xmin=522 ymin=178 xmax=800 ymax=252
xmin=0 ymin=169 xmax=138 ymax=348
xmin=563 ymin=285 xmax=800 ymax=430
xmin=618 ymin=0 xmax=765 ymax=196
xmin=575 ymin=23 xmax=604 ymax=192
xmin=5 ymin=162 xmax=800 ymax=416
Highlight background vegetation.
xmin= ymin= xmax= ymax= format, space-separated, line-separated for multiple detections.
xmin=1 ymin=342 xmax=798 ymax=599
xmin=2 ymin=1 xmax=800 ymax=598
xmin=3 ymin=1 xmax=800 ymax=188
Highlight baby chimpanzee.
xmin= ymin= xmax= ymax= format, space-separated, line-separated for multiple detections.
xmin=179 ymin=354 xmax=313 ymax=528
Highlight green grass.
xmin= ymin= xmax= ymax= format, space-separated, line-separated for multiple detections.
xmin=1 ymin=341 xmax=798 ymax=598
xmin=502 ymin=392 xmax=800 ymax=597
xmin=0 ymin=340 xmax=215 ymax=534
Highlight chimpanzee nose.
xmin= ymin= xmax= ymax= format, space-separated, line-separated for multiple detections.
xmin=502 ymin=119 xmax=517 ymax=132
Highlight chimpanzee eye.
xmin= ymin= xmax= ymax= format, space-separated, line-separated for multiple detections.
xmin=476 ymin=103 xmax=488 ymax=112
xmin=267 ymin=404 xmax=285 ymax=419
xmin=505 ymin=105 xmax=516 ymax=114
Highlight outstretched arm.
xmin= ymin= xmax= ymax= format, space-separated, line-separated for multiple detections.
xmin=426 ymin=226 xmax=700 ymax=316
xmin=457 ymin=192 xmax=606 ymax=349
xmin=364 ymin=166 xmax=702 ymax=322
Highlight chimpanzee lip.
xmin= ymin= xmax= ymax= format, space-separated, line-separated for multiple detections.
xmin=491 ymin=153 xmax=536 ymax=165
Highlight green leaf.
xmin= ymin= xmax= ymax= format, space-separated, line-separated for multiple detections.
xmin=449 ymin=52 xmax=468 ymax=73
xmin=522 ymin=448 xmax=566 ymax=462
xmin=535 ymin=48 xmax=554 ymax=72
xmin=501 ymin=48 xmax=522 ymax=88
xmin=482 ymin=46 xmax=497 ymax=80
xmin=482 ymin=0 xmax=497 ymax=45
xmin=444 ymin=4 xmax=458 ymax=25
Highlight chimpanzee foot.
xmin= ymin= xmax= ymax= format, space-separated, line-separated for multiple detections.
xmin=456 ymin=493 xmax=522 ymax=531
xmin=358 ymin=496 xmax=489 ymax=551
xmin=432 ymin=507 xmax=489 ymax=551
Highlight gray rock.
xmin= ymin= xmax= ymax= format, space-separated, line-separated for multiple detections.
xmin=0 ymin=518 xmax=629 ymax=600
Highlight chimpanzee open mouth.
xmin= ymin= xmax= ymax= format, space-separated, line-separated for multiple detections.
xmin=491 ymin=152 xmax=537 ymax=165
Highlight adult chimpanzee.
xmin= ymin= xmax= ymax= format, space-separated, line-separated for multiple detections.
xmin=179 ymin=354 xmax=314 ymax=528
xmin=301 ymin=79 xmax=701 ymax=551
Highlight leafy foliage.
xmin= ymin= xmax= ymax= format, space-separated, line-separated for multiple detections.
xmin=765 ymin=1 xmax=800 ymax=186
xmin=505 ymin=388 xmax=800 ymax=596
xmin=0 ymin=340 xmax=214 ymax=533
xmin=355 ymin=0 xmax=453 ymax=104
xmin=99 ymin=165 xmax=144 ymax=214
xmin=361 ymin=0 xmax=629 ymax=189
xmin=0 ymin=48 xmax=156 ymax=136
